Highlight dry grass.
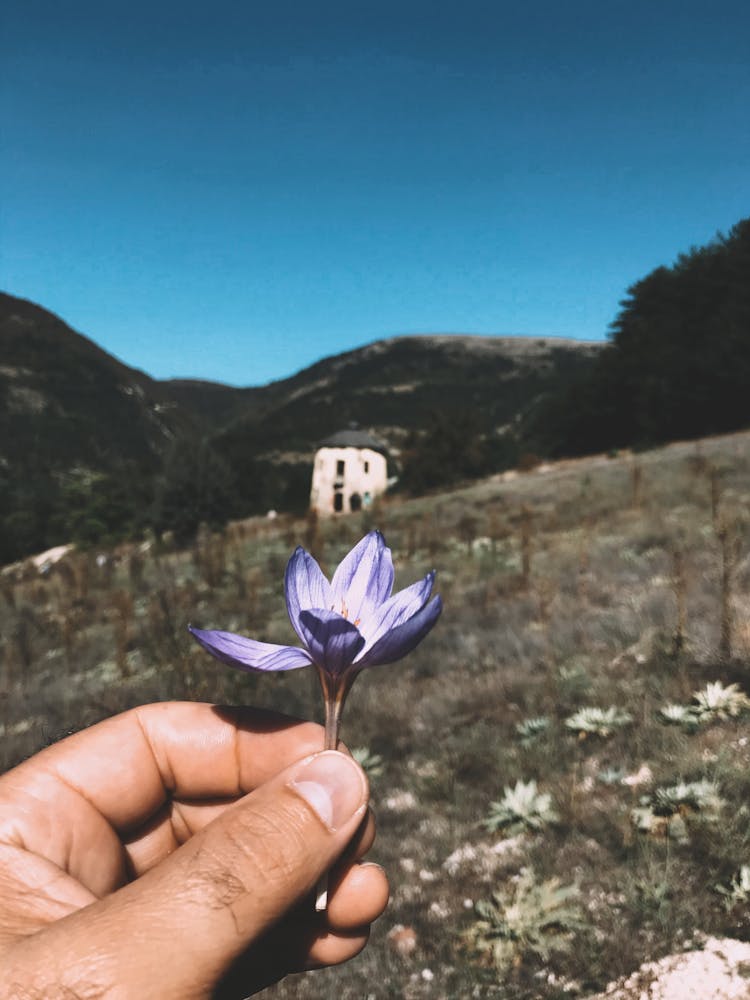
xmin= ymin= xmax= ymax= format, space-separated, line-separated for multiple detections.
xmin=3 ymin=430 xmax=750 ymax=997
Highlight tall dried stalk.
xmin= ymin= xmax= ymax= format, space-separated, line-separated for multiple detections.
xmin=405 ymin=519 xmax=417 ymax=559
xmin=709 ymin=467 xmax=722 ymax=528
xmin=631 ymin=462 xmax=643 ymax=509
xmin=457 ymin=513 xmax=478 ymax=556
xmin=670 ymin=547 xmax=687 ymax=656
xmin=535 ymin=576 xmax=557 ymax=666
xmin=520 ymin=504 xmax=533 ymax=589
xmin=246 ymin=568 xmax=261 ymax=626
xmin=111 ymin=590 xmax=135 ymax=678
xmin=717 ymin=521 xmax=738 ymax=662
xmin=487 ymin=506 xmax=507 ymax=556
xmin=60 ymin=612 xmax=76 ymax=672
xmin=305 ymin=509 xmax=324 ymax=565
xmin=128 ymin=549 xmax=145 ymax=591
xmin=11 ymin=607 xmax=34 ymax=673
xmin=231 ymin=556 xmax=247 ymax=600
xmin=0 ymin=578 xmax=16 ymax=609
xmin=481 ymin=576 xmax=498 ymax=615
xmin=72 ymin=554 xmax=91 ymax=602
xmin=195 ymin=529 xmax=227 ymax=588
xmin=577 ymin=523 xmax=592 ymax=603
xmin=425 ymin=508 xmax=444 ymax=560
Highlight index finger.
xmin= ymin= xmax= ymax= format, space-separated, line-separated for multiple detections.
xmin=1 ymin=702 xmax=325 ymax=834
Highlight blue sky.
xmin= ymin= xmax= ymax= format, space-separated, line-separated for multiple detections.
xmin=1 ymin=0 xmax=748 ymax=386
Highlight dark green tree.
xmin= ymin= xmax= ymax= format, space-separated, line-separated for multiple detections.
xmin=531 ymin=218 xmax=750 ymax=457
xmin=152 ymin=437 xmax=238 ymax=543
xmin=399 ymin=410 xmax=499 ymax=494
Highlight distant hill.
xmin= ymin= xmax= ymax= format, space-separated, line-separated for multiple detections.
xmin=0 ymin=291 xmax=180 ymax=471
xmin=214 ymin=333 xmax=601 ymax=457
xmin=212 ymin=333 xmax=602 ymax=505
xmin=0 ymin=290 xmax=600 ymax=561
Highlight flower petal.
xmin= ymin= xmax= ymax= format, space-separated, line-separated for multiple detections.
xmin=298 ymin=609 xmax=366 ymax=676
xmin=188 ymin=627 xmax=312 ymax=672
xmin=284 ymin=547 xmax=334 ymax=641
xmin=359 ymin=571 xmax=435 ymax=653
xmin=330 ymin=530 xmax=394 ymax=623
xmin=357 ymin=595 xmax=442 ymax=668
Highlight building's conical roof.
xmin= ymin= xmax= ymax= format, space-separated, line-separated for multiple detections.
xmin=318 ymin=426 xmax=388 ymax=455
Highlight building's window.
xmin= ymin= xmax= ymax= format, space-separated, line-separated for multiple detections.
xmin=364 ymin=460 xmax=369 ymax=474
xmin=333 ymin=491 xmax=343 ymax=513
xmin=336 ymin=459 xmax=345 ymax=476
xmin=350 ymin=493 xmax=362 ymax=512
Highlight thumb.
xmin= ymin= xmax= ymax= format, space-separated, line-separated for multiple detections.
xmin=16 ymin=751 xmax=369 ymax=999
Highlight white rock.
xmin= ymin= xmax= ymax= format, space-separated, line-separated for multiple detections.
xmin=586 ymin=936 xmax=750 ymax=1000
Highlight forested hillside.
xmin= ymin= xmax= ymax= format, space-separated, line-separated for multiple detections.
xmin=532 ymin=218 xmax=750 ymax=456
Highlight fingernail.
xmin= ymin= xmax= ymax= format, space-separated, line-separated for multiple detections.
xmin=288 ymin=751 xmax=368 ymax=832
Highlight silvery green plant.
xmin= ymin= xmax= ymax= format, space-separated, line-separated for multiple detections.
xmin=632 ymin=779 xmax=724 ymax=844
xmin=693 ymin=681 xmax=750 ymax=721
xmin=564 ymin=706 xmax=632 ymax=739
xmin=717 ymin=865 xmax=750 ymax=909
xmin=557 ymin=661 xmax=591 ymax=699
xmin=351 ymin=746 xmax=385 ymax=779
xmin=658 ymin=703 xmax=702 ymax=731
xmin=485 ymin=779 xmax=558 ymax=835
xmin=656 ymin=683 xmax=750 ymax=730
xmin=652 ymin=779 xmax=724 ymax=816
xmin=631 ymin=804 xmax=690 ymax=843
xmin=515 ymin=716 xmax=551 ymax=746
xmin=597 ymin=766 xmax=626 ymax=786
xmin=468 ymin=868 xmax=584 ymax=971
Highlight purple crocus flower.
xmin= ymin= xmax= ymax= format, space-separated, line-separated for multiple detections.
xmin=189 ymin=530 xmax=442 ymax=749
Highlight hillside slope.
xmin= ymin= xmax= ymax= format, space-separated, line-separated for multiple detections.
xmin=3 ymin=428 xmax=750 ymax=998
xmin=0 ymin=291 xmax=600 ymax=560
xmin=0 ymin=293 xmax=230 ymax=560
xmin=214 ymin=333 xmax=601 ymax=459
xmin=0 ymin=292 xmax=183 ymax=472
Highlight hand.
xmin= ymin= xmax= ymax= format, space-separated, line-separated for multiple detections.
xmin=0 ymin=702 xmax=388 ymax=998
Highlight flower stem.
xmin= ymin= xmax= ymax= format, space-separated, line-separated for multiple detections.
xmin=318 ymin=666 xmax=349 ymax=751
xmin=316 ymin=669 xmax=350 ymax=911
xmin=323 ymin=691 xmax=342 ymax=750
xmin=316 ymin=684 xmax=340 ymax=912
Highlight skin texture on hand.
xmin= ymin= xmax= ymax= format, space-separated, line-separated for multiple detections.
xmin=0 ymin=702 xmax=389 ymax=999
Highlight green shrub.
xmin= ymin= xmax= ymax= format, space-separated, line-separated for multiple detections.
xmin=693 ymin=681 xmax=750 ymax=721
xmin=351 ymin=746 xmax=385 ymax=779
xmin=515 ymin=716 xmax=551 ymax=746
xmin=467 ymin=868 xmax=585 ymax=971
xmin=717 ymin=865 xmax=750 ymax=910
xmin=565 ymin=706 xmax=632 ymax=739
xmin=485 ymin=779 xmax=558 ymax=835
xmin=658 ymin=703 xmax=702 ymax=731
xmin=632 ymin=779 xmax=725 ymax=843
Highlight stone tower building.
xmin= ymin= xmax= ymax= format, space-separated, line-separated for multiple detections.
xmin=309 ymin=428 xmax=388 ymax=516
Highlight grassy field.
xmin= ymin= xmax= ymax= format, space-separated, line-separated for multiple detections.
xmin=3 ymin=431 xmax=750 ymax=998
